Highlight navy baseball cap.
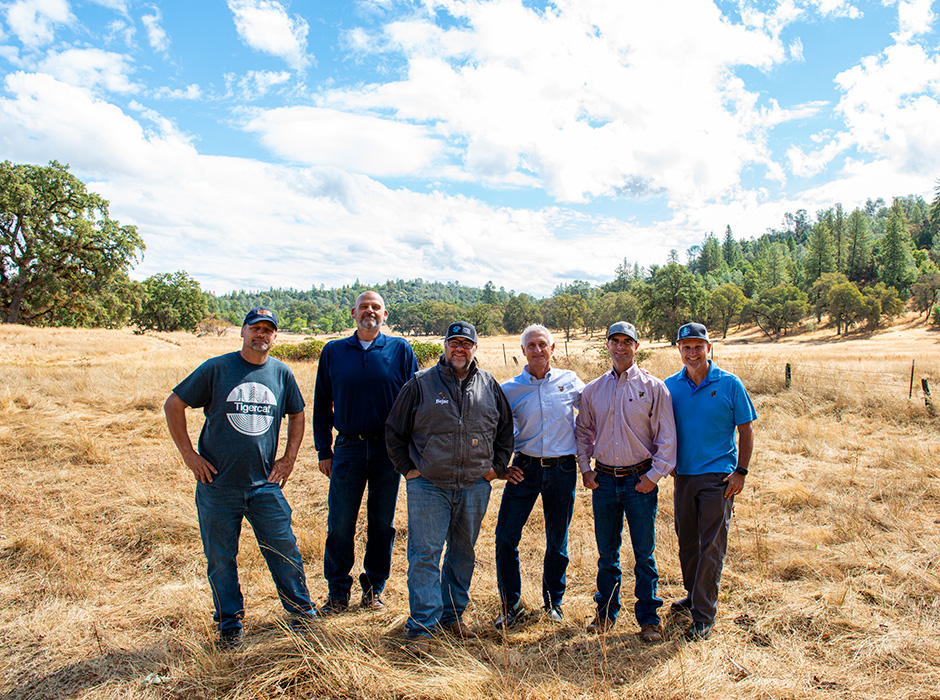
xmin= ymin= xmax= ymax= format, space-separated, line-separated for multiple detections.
xmin=677 ymin=322 xmax=709 ymax=342
xmin=445 ymin=321 xmax=478 ymax=343
xmin=243 ymin=307 xmax=279 ymax=329
xmin=606 ymin=321 xmax=638 ymax=342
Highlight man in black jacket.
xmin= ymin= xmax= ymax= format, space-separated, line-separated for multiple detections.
xmin=386 ymin=321 xmax=517 ymax=654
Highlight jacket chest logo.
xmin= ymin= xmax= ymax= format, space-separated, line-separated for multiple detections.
xmin=435 ymin=391 xmax=449 ymax=405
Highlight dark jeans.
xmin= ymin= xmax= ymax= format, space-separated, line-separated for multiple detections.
xmin=673 ymin=473 xmax=734 ymax=624
xmin=592 ymin=470 xmax=662 ymax=626
xmin=323 ymin=435 xmax=401 ymax=600
xmin=323 ymin=435 xmax=401 ymax=601
xmin=195 ymin=482 xmax=314 ymax=633
xmin=494 ymin=456 xmax=577 ymax=610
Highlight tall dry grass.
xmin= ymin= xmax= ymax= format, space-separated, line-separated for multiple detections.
xmin=1 ymin=323 xmax=938 ymax=699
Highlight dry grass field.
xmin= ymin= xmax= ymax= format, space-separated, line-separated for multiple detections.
xmin=1 ymin=317 xmax=939 ymax=699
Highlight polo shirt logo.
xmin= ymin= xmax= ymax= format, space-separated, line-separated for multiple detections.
xmin=710 ymin=390 xmax=717 ymax=397
xmin=638 ymin=391 xmax=645 ymax=397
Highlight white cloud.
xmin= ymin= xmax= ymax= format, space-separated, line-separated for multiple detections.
xmin=0 ymin=72 xmax=195 ymax=178
xmin=37 ymin=48 xmax=141 ymax=94
xmin=323 ymin=0 xmax=792 ymax=204
xmin=224 ymin=69 xmax=292 ymax=100
xmin=89 ymin=0 xmax=129 ymax=11
xmin=894 ymin=0 xmax=935 ymax=41
xmin=834 ymin=42 xmax=940 ymax=174
xmin=243 ymin=106 xmax=445 ymax=176
xmin=153 ymin=83 xmax=202 ymax=100
xmin=4 ymin=0 xmax=74 ymax=47
xmin=805 ymin=0 xmax=862 ymax=19
xmin=141 ymin=9 xmax=169 ymax=53
xmin=227 ymin=0 xmax=312 ymax=70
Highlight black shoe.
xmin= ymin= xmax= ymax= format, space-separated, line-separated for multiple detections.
xmin=685 ymin=621 xmax=714 ymax=641
xmin=670 ymin=597 xmax=692 ymax=613
xmin=544 ymin=605 xmax=563 ymax=623
xmin=320 ymin=597 xmax=349 ymax=616
xmin=288 ymin=611 xmax=319 ymax=634
xmin=494 ymin=602 xmax=530 ymax=631
xmin=218 ymin=629 xmax=243 ymax=650
xmin=361 ymin=590 xmax=387 ymax=611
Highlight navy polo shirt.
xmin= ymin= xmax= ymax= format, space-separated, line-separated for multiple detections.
xmin=664 ymin=361 xmax=756 ymax=476
xmin=312 ymin=332 xmax=418 ymax=460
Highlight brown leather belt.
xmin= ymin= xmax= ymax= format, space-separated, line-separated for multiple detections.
xmin=595 ymin=458 xmax=653 ymax=477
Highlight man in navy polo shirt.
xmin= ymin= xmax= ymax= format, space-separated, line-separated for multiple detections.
xmin=313 ymin=291 xmax=418 ymax=614
xmin=664 ymin=322 xmax=756 ymax=641
xmin=165 ymin=307 xmax=317 ymax=649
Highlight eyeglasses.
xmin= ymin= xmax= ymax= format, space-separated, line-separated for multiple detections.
xmin=446 ymin=339 xmax=475 ymax=350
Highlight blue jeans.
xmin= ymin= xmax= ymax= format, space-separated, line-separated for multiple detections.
xmin=673 ymin=473 xmax=734 ymax=624
xmin=195 ymin=482 xmax=315 ymax=633
xmin=592 ymin=471 xmax=662 ymax=626
xmin=494 ymin=456 xmax=577 ymax=610
xmin=404 ymin=475 xmax=491 ymax=637
xmin=323 ymin=435 xmax=401 ymax=600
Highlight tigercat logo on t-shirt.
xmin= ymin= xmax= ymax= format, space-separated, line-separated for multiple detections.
xmin=435 ymin=391 xmax=449 ymax=405
xmin=226 ymin=382 xmax=277 ymax=436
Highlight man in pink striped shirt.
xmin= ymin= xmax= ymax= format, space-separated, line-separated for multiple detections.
xmin=575 ymin=321 xmax=677 ymax=643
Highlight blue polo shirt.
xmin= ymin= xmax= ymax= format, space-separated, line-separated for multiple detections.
xmin=664 ymin=361 xmax=756 ymax=476
xmin=313 ymin=332 xmax=418 ymax=460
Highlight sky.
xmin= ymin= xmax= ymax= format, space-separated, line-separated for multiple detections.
xmin=1 ymin=0 xmax=939 ymax=296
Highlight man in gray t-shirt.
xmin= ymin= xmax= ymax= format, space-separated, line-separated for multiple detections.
xmin=165 ymin=307 xmax=316 ymax=648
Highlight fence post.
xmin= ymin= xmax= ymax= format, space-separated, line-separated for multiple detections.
xmin=923 ymin=378 xmax=936 ymax=417
xmin=909 ymin=360 xmax=915 ymax=399
xmin=502 ymin=344 xmax=508 ymax=366
xmin=785 ymin=363 xmax=791 ymax=389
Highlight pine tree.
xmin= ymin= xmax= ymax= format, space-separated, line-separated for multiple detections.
xmin=844 ymin=208 xmax=874 ymax=283
xmin=804 ymin=221 xmax=837 ymax=286
xmin=878 ymin=199 xmax=917 ymax=292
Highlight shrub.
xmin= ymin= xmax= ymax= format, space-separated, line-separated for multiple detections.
xmin=269 ymin=339 xmax=325 ymax=362
xmin=410 ymin=340 xmax=442 ymax=367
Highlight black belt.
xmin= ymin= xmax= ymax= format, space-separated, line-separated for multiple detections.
xmin=338 ymin=432 xmax=384 ymax=441
xmin=515 ymin=453 xmax=576 ymax=467
xmin=595 ymin=458 xmax=653 ymax=477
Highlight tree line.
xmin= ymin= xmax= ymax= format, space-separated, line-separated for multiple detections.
xmin=3 ymin=160 xmax=940 ymax=339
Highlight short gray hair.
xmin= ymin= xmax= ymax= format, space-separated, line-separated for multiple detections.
xmin=521 ymin=324 xmax=553 ymax=347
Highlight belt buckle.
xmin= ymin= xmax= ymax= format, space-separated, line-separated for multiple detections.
xmin=539 ymin=457 xmax=552 ymax=467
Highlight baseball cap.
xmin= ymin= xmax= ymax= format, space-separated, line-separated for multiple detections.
xmin=243 ymin=307 xmax=279 ymax=329
xmin=445 ymin=321 xmax=478 ymax=343
xmin=606 ymin=321 xmax=638 ymax=342
xmin=677 ymin=322 xmax=709 ymax=342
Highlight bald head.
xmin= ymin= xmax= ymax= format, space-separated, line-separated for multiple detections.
xmin=351 ymin=290 xmax=388 ymax=340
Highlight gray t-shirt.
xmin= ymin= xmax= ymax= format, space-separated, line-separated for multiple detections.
xmin=173 ymin=351 xmax=305 ymax=487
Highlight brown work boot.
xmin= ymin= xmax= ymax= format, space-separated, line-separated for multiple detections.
xmin=586 ymin=615 xmax=614 ymax=633
xmin=444 ymin=619 xmax=477 ymax=639
xmin=640 ymin=623 xmax=662 ymax=643
xmin=405 ymin=635 xmax=431 ymax=655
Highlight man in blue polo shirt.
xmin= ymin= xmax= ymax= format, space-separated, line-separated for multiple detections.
xmin=313 ymin=291 xmax=418 ymax=614
xmin=664 ymin=322 xmax=756 ymax=641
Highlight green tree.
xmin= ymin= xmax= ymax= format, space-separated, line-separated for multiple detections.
xmin=722 ymin=226 xmax=743 ymax=269
xmin=803 ymin=221 xmax=837 ymax=287
xmin=594 ymin=291 xmax=642 ymax=332
xmin=707 ymin=283 xmax=746 ymax=338
xmin=502 ymin=293 xmax=541 ymax=334
xmin=480 ymin=280 xmax=499 ymax=305
xmin=878 ymin=199 xmax=917 ymax=292
xmin=695 ymin=233 xmax=726 ymax=278
xmin=911 ymin=272 xmax=940 ymax=319
xmin=1 ymin=160 xmax=145 ymax=325
xmin=844 ymin=208 xmax=874 ymax=283
xmin=640 ymin=262 xmax=706 ymax=344
xmin=756 ymin=242 xmax=791 ymax=290
xmin=542 ymin=293 xmax=586 ymax=342
xmin=134 ymin=271 xmax=208 ymax=332
xmin=827 ymin=281 xmax=865 ymax=335
xmin=810 ymin=272 xmax=847 ymax=323
xmin=744 ymin=284 xmax=807 ymax=340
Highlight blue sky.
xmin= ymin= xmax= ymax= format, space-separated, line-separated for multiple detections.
xmin=1 ymin=0 xmax=938 ymax=295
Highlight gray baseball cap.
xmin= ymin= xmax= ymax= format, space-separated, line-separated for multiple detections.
xmin=677 ymin=322 xmax=709 ymax=343
xmin=606 ymin=321 xmax=638 ymax=342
